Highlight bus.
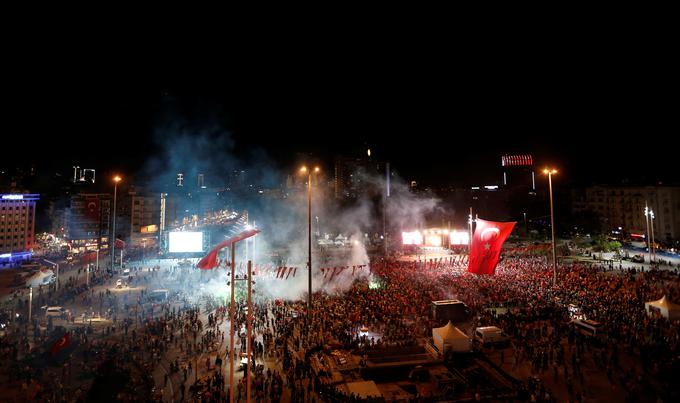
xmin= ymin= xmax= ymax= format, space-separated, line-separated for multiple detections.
xmin=147 ymin=289 xmax=169 ymax=303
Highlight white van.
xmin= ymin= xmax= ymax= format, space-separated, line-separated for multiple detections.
xmin=46 ymin=306 xmax=66 ymax=317
xmin=474 ymin=326 xmax=510 ymax=346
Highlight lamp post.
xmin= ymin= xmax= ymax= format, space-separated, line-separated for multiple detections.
xmin=644 ymin=204 xmax=652 ymax=263
xmin=44 ymin=259 xmax=59 ymax=292
xmin=543 ymin=168 xmax=558 ymax=285
xmin=300 ymin=166 xmax=319 ymax=311
xmin=650 ymin=209 xmax=656 ymax=264
xmin=111 ymin=176 xmax=121 ymax=272
xmin=28 ymin=286 xmax=32 ymax=323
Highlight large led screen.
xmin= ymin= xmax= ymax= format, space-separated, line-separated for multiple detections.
xmin=168 ymin=232 xmax=203 ymax=253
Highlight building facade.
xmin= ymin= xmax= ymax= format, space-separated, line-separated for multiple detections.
xmin=129 ymin=192 xmax=161 ymax=248
xmin=65 ymin=193 xmax=112 ymax=252
xmin=0 ymin=194 xmax=39 ymax=263
xmin=571 ymin=186 xmax=680 ymax=242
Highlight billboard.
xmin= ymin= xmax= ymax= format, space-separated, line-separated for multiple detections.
xmin=168 ymin=232 xmax=203 ymax=253
xmin=501 ymin=154 xmax=533 ymax=167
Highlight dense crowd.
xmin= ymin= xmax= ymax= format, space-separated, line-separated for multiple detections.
xmin=1 ymin=248 xmax=679 ymax=402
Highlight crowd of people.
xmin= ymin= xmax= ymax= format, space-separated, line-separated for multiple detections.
xmin=1 ymin=245 xmax=679 ymax=402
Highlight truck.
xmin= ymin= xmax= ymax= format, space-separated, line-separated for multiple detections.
xmin=474 ymin=326 xmax=510 ymax=346
xmin=432 ymin=300 xmax=471 ymax=325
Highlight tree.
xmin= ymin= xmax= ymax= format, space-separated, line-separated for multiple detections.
xmin=608 ymin=241 xmax=622 ymax=251
xmin=592 ymin=235 xmax=609 ymax=252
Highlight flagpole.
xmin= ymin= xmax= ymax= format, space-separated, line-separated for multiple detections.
xmin=247 ymin=260 xmax=252 ymax=403
xmin=468 ymin=207 xmax=473 ymax=255
xmin=229 ymin=242 xmax=235 ymax=403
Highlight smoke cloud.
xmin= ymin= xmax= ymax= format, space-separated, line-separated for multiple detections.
xmin=138 ymin=101 xmax=443 ymax=301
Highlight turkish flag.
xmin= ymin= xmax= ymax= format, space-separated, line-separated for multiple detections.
xmin=114 ymin=238 xmax=126 ymax=249
xmin=197 ymin=248 xmax=220 ymax=270
xmin=50 ymin=332 xmax=70 ymax=356
xmin=85 ymin=198 xmax=99 ymax=221
xmin=467 ymin=218 xmax=516 ymax=275
xmin=196 ymin=228 xmax=260 ymax=270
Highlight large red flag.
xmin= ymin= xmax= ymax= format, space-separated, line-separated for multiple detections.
xmin=467 ymin=218 xmax=516 ymax=275
xmin=50 ymin=332 xmax=70 ymax=355
xmin=85 ymin=198 xmax=100 ymax=221
xmin=197 ymin=228 xmax=260 ymax=270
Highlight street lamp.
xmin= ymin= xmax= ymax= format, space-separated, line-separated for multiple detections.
xmin=300 ymin=166 xmax=320 ymax=311
xmin=644 ymin=204 xmax=651 ymax=261
xmin=650 ymin=209 xmax=656 ymax=264
xmin=111 ymin=176 xmax=121 ymax=272
xmin=44 ymin=259 xmax=59 ymax=292
xmin=543 ymin=168 xmax=558 ymax=285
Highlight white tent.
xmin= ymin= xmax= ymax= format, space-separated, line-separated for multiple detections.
xmin=432 ymin=320 xmax=471 ymax=354
xmin=645 ymin=296 xmax=680 ymax=320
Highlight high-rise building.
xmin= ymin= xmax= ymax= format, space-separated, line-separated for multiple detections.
xmin=334 ymin=156 xmax=388 ymax=200
xmin=0 ymin=194 xmax=39 ymax=266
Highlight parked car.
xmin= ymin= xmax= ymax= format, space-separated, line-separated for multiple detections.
xmin=632 ymin=254 xmax=645 ymax=263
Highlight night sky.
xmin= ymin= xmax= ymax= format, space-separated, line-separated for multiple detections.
xmin=4 ymin=41 xmax=675 ymax=188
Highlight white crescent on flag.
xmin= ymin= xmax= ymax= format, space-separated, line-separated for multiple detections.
xmin=87 ymin=202 xmax=97 ymax=210
xmin=480 ymin=227 xmax=500 ymax=240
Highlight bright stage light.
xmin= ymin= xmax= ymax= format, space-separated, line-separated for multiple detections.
xmin=402 ymin=231 xmax=423 ymax=245
xmin=425 ymin=235 xmax=442 ymax=247
xmin=449 ymin=230 xmax=469 ymax=245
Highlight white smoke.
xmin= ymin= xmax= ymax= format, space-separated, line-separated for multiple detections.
xmin=140 ymin=101 xmax=442 ymax=303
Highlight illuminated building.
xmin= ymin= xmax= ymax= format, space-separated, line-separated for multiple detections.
xmin=0 ymin=194 xmax=39 ymax=266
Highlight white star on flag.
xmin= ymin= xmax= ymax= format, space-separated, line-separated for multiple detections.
xmin=484 ymin=243 xmax=491 ymax=250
